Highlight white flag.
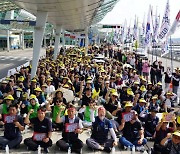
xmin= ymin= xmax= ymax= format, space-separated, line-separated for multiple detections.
xmin=161 ymin=40 xmax=169 ymax=57
xmin=159 ymin=0 xmax=170 ymax=41
xmin=145 ymin=5 xmax=152 ymax=47
xmin=142 ymin=14 xmax=145 ymax=36
xmin=133 ymin=16 xmax=138 ymax=40
xmin=122 ymin=19 xmax=127 ymax=44
xmin=167 ymin=10 xmax=180 ymax=37
xmin=153 ymin=8 xmax=160 ymax=42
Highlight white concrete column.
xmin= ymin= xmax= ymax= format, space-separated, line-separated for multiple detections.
xmin=19 ymin=33 xmax=22 ymax=48
xmin=50 ymin=39 xmax=52 ymax=46
xmin=75 ymin=37 xmax=78 ymax=46
xmin=44 ymin=35 xmax=46 ymax=47
xmin=31 ymin=11 xmax=48 ymax=79
xmin=22 ymin=31 xmax=24 ymax=50
xmin=69 ymin=37 xmax=71 ymax=45
xmin=7 ymin=30 xmax=10 ymax=52
xmin=61 ymin=28 xmax=65 ymax=49
xmin=53 ymin=26 xmax=61 ymax=60
xmin=79 ymin=38 xmax=81 ymax=47
xmin=85 ymin=27 xmax=89 ymax=54
xmin=33 ymin=31 xmax=35 ymax=47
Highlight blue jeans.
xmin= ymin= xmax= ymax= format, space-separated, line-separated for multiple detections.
xmin=0 ymin=135 xmax=22 ymax=149
xmin=119 ymin=137 xmax=147 ymax=148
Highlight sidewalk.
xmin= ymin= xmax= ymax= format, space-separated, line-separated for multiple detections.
xmin=147 ymin=53 xmax=180 ymax=69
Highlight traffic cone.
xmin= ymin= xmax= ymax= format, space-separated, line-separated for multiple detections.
xmin=169 ymin=81 xmax=173 ymax=92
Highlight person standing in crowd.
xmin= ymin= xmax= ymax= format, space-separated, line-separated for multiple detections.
xmin=56 ymin=105 xmax=84 ymax=153
xmin=172 ymin=68 xmax=180 ymax=104
xmin=24 ymin=107 xmax=52 ymax=153
xmin=117 ymin=49 xmax=122 ymax=62
xmin=164 ymin=67 xmax=172 ymax=92
xmin=86 ymin=107 xmax=117 ymax=152
xmin=156 ymin=61 xmax=164 ymax=83
xmin=142 ymin=59 xmax=150 ymax=81
xmin=109 ymin=47 xmax=113 ymax=59
xmin=150 ymin=61 xmax=158 ymax=85
xmin=0 ymin=104 xmax=24 ymax=149
xmin=136 ymin=58 xmax=143 ymax=75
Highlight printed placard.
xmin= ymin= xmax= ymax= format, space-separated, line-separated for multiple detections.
xmin=65 ymin=123 xmax=78 ymax=132
xmin=122 ymin=112 xmax=134 ymax=122
xmin=162 ymin=112 xmax=175 ymax=122
xmin=4 ymin=115 xmax=16 ymax=123
xmin=33 ymin=132 xmax=46 ymax=141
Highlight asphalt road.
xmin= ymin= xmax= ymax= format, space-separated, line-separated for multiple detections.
xmin=0 ymin=56 xmax=30 ymax=79
xmin=0 ymin=48 xmax=46 ymax=79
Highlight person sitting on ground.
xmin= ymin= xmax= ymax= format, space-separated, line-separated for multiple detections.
xmin=78 ymin=100 xmax=98 ymax=128
xmin=148 ymin=95 xmax=159 ymax=112
xmin=86 ymin=107 xmax=118 ymax=153
xmin=45 ymin=78 xmax=55 ymax=96
xmin=132 ymin=98 xmax=148 ymax=121
xmin=56 ymin=104 xmax=84 ymax=153
xmin=24 ymin=107 xmax=52 ymax=153
xmin=0 ymin=104 xmax=24 ymax=149
xmin=34 ymin=87 xmax=46 ymax=105
xmin=161 ymin=92 xmax=177 ymax=112
xmin=119 ymin=102 xmax=147 ymax=152
xmin=46 ymin=98 xmax=66 ymax=131
xmin=52 ymin=89 xmax=67 ymax=106
xmin=20 ymin=93 xmax=30 ymax=116
xmin=2 ymin=95 xmax=14 ymax=116
xmin=153 ymin=118 xmax=177 ymax=153
xmin=80 ymin=87 xmax=92 ymax=107
xmin=27 ymin=94 xmax=39 ymax=119
xmin=160 ymin=131 xmax=180 ymax=154
xmin=104 ymin=90 xmax=121 ymax=119
xmin=143 ymin=107 xmax=159 ymax=139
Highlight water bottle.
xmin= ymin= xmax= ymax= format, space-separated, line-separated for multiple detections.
xmin=111 ymin=147 xmax=115 ymax=154
xmin=127 ymin=146 xmax=131 ymax=151
xmin=24 ymin=125 xmax=28 ymax=134
xmin=5 ymin=145 xmax=9 ymax=154
xmin=38 ymin=145 xmax=41 ymax=154
xmin=131 ymin=145 xmax=135 ymax=154
xmin=68 ymin=146 xmax=71 ymax=154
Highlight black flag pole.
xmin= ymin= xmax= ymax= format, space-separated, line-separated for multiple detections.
xmin=170 ymin=36 xmax=173 ymax=72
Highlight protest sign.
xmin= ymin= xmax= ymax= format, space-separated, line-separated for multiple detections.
xmin=162 ymin=112 xmax=175 ymax=122
xmin=33 ymin=132 xmax=46 ymax=141
xmin=65 ymin=123 xmax=78 ymax=132
xmin=122 ymin=112 xmax=134 ymax=122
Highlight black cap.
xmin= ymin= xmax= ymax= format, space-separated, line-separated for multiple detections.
xmin=150 ymin=107 xmax=158 ymax=113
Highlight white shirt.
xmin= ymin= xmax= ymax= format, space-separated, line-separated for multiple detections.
xmin=45 ymin=85 xmax=55 ymax=95
xmin=61 ymin=115 xmax=83 ymax=129
xmin=165 ymin=99 xmax=171 ymax=108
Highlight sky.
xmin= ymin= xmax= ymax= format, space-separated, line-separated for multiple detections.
xmin=100 ymin=0 xmax=180 ymax=38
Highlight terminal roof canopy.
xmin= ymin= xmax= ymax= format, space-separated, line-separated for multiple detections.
xmin=13 ymin=0 xmax=119 ymax=32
